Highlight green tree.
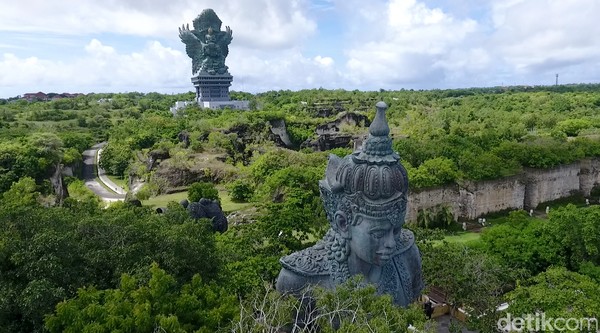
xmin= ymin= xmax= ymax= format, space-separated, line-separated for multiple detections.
xmin=98 ymin=142 xmax=132 ymax=176
xmin=543 ymin=204 xmax=600 ymax=269
xmin=1 ymin=177 xmax=39 ymax=209
xmin=228 ymin=178 xmax=254 ymax=202
xmin=480 ymin=211 xmax=560 ymax=275
xmin=255 ymin=166 xmax=328 ymax=252
xmin=216 ymin=222 xmax=282 ymax=296
xmin=66 ymin=179 xmax=100 ymax=203
xmin=407 ymin=157 xmax=458 ymax=189
xmin=0 ymin=202 xmax=221 ymax=332
xmin=556 ymin=118 xmax=594 ymax=136
xmin=505 ymin=267 xmax=600 ymax=324
xmin=578 ymin=261 xmax=600 ymax=283
xmin=422 ymin=242 xmax=525 ymax=332
xmin=45 ymin=263 xmax=238 ymax=333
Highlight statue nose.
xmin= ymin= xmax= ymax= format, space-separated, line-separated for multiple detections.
xmin=384 ymin=231 xmax=396 ymax=249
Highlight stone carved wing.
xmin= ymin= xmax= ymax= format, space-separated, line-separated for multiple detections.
xmin=216 ymin=26 xmax=232 ymax=58
xmin=179 ymin=24 xmax=203 ymax=74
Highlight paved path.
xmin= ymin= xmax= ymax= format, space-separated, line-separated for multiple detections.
xmin=96 ymin=147 xmax=127 ymax=195
xmin=82 ymin=143 xmax=126 ymax=202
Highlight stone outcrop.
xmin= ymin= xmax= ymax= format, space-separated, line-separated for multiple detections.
xmin=302 ymin=112 xmax=370 ymax=152
xmin=301 ymin=133 xmax=357 ymax=151
xmin=151 ymin=153 xmax=237 ymax=193
xmin=315 ymin=112 xmax=370 ymax=135
xmin=268 ymin=119 xmax=294 ymax=148
xmin=523 ymin=163 xmax=581 ymax=209
xmin=50 ymin=163 xmax=69 ymax=205
xmin=178 ymin=130 xmax=190 ymax=148
xmin=185 ymin=198 xmax=228 ymax=233
xmin=408 ymin=185 xmax=461 ymax=222
xmin=147 ymin=149 xmax=170 ymax=171
xmin=152 ymin=166 xmax=206 ymax=189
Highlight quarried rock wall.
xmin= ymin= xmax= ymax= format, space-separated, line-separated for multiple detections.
xmin=405 ymin=158 xmax=600 ymax=222
xmin=523 ymin=163 xmax=581 ymax=209
xmin=459 ymin=176 xmax=525 ymax=220
xmin=407 ymin=185 xmax=460 ymax=222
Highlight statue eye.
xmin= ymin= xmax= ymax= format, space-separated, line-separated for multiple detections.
xmin=371 ymin=231 xmax=385 ymax=239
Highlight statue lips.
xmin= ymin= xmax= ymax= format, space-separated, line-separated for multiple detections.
xmin=376 ymin=251 xmax=394 ymax=264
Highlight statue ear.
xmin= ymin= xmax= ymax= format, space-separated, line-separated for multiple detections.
xmin=334 ymin=211 xmax=350 ymax=238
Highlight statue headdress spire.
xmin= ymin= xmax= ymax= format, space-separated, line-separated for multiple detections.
xmin=319 ymin=102 xmax=409 ymax=228
xmin=354 ymin=101 xmax=400 ymax=164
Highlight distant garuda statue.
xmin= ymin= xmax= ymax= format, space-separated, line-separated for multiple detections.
xmin=179 ymin=9 xmax=233 ymax=75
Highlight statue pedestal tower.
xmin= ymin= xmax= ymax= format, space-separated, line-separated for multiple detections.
xmin=192 ymin=72 xmax=233 ymax=102
xmin=191 ymin=71 xmax=248 ymax=109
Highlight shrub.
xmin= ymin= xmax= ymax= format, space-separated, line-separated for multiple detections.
xmin=188 ymin=182 xmax=219 ymax=203
xmin=135 ymin=183 xmax=159 ymax=200
xmin=229 ymin=179 xmax=254 ymax=202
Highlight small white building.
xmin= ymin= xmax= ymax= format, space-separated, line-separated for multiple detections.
xmin=169 ymin=101 xmax=195 ymax=115
xmin=200 ymin=100 xmax=250 ymax=110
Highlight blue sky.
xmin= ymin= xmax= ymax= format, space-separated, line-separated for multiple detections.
xmin=1 ymin=0 xmax=600 ymax=98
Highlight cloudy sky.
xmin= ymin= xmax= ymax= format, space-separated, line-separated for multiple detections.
xmin=1 ymin=0 xmax=599 ymax=98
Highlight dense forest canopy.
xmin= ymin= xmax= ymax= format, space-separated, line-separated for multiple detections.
xmin=1 ymin=84 xmax=600 ymax=332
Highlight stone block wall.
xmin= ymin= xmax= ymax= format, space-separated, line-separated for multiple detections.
xmin=407 ymin=185 xmax=460 ymax=222
xmin=405 ymin=158 xmax=600 ymax=223
xmin=580 ymin=158 xmax=600 ymax=196
xmin=459 ymin=176 xmax=525 ymax=220
xmin=523 ymin=163 xmax=581 ymax=209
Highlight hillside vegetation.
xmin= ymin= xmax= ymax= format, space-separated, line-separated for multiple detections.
xmin=1 ymin=85 xmax=600 ymax=332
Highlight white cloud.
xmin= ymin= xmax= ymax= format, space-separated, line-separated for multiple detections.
xmin=491 ymin=0 xmax=600 ymax=76
xmin=227 ymin=48 xmax=343 ymax=91
xmin=2 ymin=0 xmax=600 ymax=96
xmin=342 ymin=0 xmax=481 ymax=87
xmin=0 ymin=38 xmax=343 ymax=96
xmin=0 ymin=0 xmax=316 ymax=49
xmin=0 ymin=39 xmax=189 ymax=95
xmin=215 ymin=0 xmax=317 ymax=49
xmin=314 ymin=55 xmax=334 ymax=67
xmin=0 ymin=0 xmax=323 ymax=96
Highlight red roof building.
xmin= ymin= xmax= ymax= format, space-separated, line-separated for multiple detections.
xmin=22 ymin=92 xmax=48 ymax=102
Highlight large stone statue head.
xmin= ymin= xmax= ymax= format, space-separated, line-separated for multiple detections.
xmin=193 ymin=9 xmax=223 ymax=32
xmin=319 ymin=101 xmax=409 ymax=278
xmin=277 ymin=102 xmax=422 ymax=307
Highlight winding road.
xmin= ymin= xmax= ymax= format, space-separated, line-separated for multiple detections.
xmin=83 ymin=143 xmax=126 ymax=202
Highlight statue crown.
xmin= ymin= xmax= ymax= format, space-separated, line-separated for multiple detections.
xmin=319 ymin=102 xmax=409 ymax=226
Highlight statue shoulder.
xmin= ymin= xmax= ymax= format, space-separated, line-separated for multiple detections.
xmin=395 ymin=228 xmax=416 ymax=254
xmin=279 ymin=243 xmax=330 ymax=277
xmin=277 ymin=243 xmax=332 ymax=294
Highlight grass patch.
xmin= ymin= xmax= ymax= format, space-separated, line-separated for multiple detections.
xmin=431 ymin=231 xmax=482 ymax=248
xmin=106 ymin=174 xmax=127 ymax=190
xmin=142 ymin=192 xmax=187 ymax=208
xmin=219 ymin=190 xmax=253 ymax=213
xmin=443 ymin=232 xmax=481 ymax=244
xmin=484 ymin=214 xmax=546 ymax=226
xmin=142 ymin=189 xmax=252 ymax=213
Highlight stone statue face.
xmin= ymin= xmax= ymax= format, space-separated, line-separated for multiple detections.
xmin=348 ymin=213 xmax=400 ymax=267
